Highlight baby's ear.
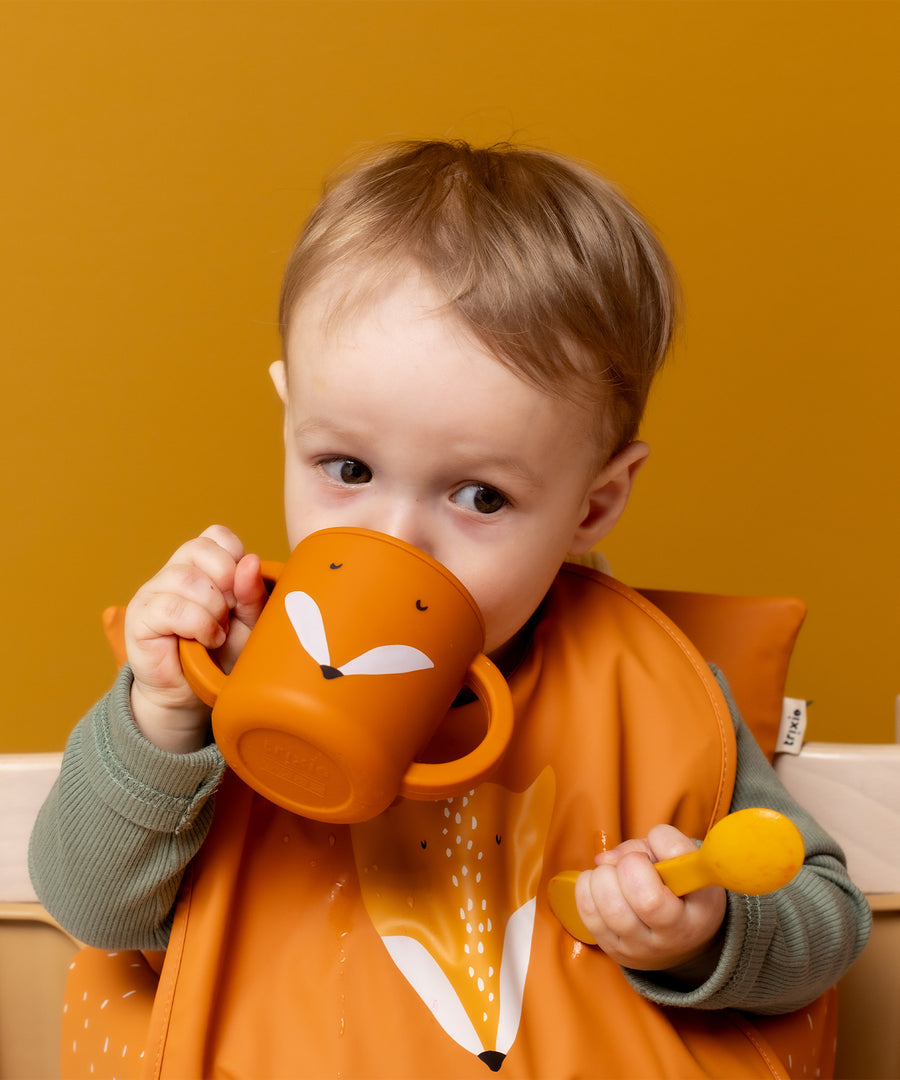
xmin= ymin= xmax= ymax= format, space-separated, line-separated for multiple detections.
xmin=568 ymin=441 xmax=650 ymax=555
xmin=269 ymin=359 xmax=288 ymax=405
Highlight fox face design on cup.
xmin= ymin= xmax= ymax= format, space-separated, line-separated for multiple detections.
xmin=283 ymin=588 xmax=435 ymax=681
xmin=179 ymin=528 xmax=514 ymax=823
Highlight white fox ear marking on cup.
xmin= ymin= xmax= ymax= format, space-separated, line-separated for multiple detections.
xmin=284 ymin=591 xmax=435 ymax=679
xmin=284 ymin=591 xmax=331 ymax=667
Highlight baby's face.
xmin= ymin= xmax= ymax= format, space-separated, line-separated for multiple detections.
xmin=273 ymin=269 xmax=612 ymax=656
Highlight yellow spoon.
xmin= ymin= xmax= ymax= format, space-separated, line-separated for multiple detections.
xmin=548 ymin=807 xmax=804 ymax=945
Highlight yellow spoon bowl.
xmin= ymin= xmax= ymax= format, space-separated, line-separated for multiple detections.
xmin=548 ymin=807 xmax=805 ymax=945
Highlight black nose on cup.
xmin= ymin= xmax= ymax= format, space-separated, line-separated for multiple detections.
xmin=320 ymin=665 xmax=344 ymax=680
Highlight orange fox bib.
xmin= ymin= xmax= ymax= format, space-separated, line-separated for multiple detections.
xmin=64 ymin=568 xmax=835 ymax=1079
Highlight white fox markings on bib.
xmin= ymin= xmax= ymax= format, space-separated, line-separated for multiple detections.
xmin=350 ymin=768 xmax=555 ymax=1071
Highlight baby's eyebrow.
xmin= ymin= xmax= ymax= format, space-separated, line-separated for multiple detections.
xmin=450 ymin=450 xmax=545 ymax=492
xmin=479 ymin=456 xmax=542 ymax=486
xmin=292 ymin=417 xmax=361 ymax=444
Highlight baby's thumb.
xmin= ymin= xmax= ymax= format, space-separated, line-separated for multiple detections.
xmin=647 ymin=823 xmax=699 ymax=863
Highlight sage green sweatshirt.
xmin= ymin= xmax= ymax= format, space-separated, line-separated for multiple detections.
xmin=29 ymin=665 xmax=870 ymax=1016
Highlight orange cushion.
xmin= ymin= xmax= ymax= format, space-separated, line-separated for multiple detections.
xmin=636 ymin=589 xmax=806 ymax=762
xmin=102 ymin=605 xmax=128 ymax=669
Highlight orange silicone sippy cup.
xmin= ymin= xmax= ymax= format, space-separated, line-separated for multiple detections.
xmin=179 ymin=528 xmax=514 ymax=823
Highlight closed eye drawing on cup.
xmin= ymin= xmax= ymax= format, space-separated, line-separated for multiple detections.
xmin=284 ymin=590 xmax=435 ymax=679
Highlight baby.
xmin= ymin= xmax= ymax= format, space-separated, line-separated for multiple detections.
xmin=31 ymin=140 xmax=869 ymax=1078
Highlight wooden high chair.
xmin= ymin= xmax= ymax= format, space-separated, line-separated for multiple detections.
xmin=0 ymin=753 xmax=78 ymax=1080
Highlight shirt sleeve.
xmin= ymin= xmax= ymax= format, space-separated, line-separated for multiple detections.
xmin=624 ymin=667 xmax=872 ymax=1014
xmin=28 ymin=665 xmax=226 ymax=949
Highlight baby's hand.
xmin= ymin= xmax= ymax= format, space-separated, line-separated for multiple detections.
xmin=124 ymin=525 xmax=268 ymax=754
xmin=574 ymin=824 xmax=726 ymax=973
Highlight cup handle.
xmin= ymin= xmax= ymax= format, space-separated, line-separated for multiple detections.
xmin=178 ymin=637 xmax=227 ymax=709
xmin=398 ymin=653 xmax=514 ymax=800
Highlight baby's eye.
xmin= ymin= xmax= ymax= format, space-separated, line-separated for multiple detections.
xmin=322 ymin=458 xmax=373 ymax=485
xmin=453 ymin=483 xmax=508 ymax=515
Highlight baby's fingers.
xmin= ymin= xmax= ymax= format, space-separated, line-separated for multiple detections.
xmin=164 ymin=527 xmax=246 ymax=602
xmin=232 ymin=553 xmax=267 ymax=631
xmin=574 ymin=861 xmax=652 ymax=952
xmin=212 ymin=554 xmax=269 ymax=673
xmin=129 ymin=563 xmax=233 ymax=643
xmin=584 ymin=853 xmax=676 ymax=933
xmin=137 ymin=589 xmax=228 ymax=651
xmin=594 ymin=837 xmax=653 ymax=868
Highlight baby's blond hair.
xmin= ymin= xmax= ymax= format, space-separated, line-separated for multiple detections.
xmin=279 ymin=140 xmax=679 ymax=459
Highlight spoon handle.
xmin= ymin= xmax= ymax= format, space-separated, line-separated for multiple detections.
xmin=653 ymin=849 xmax=709 ymax=896
xmin=548 ymin=850 xmax=715 ymax=944
xmin=547 ymin=870 xmax=595 ymax=944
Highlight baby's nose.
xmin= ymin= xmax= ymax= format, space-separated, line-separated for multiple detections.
xmin=370 ymin=501 xmax=438 ymax=560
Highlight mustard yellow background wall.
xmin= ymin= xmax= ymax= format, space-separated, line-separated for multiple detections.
xmin=1 ymin=1 xmax=897 ymax=752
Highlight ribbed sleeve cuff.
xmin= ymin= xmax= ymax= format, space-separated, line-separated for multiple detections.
xmin=87 ymin=665 xmax=226 ymax=834
xmin=622 ymin=890 xmax=758 ymax=1009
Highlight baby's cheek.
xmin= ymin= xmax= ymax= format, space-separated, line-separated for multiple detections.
xmin=478 ymin=591 xmax=531 ymax=654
